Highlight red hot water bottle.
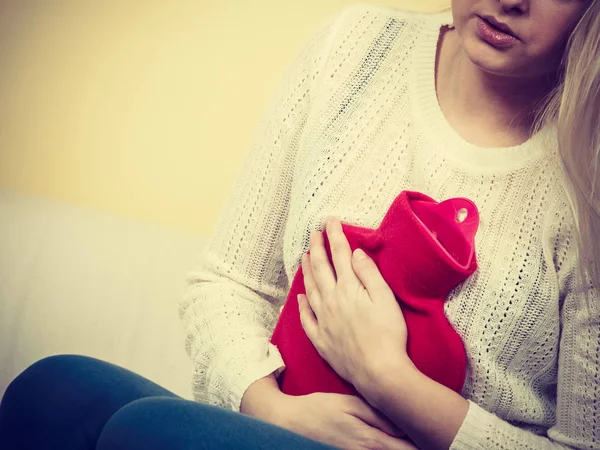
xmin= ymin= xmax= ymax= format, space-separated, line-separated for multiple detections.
xmin=270 ymin=190 xmax=480 ymax=396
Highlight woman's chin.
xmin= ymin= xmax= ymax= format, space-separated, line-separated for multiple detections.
xmin=464 ymin=40 xmax=524 ymax=77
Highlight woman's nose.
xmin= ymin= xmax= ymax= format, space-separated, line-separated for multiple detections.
xmin=497 ymin=0 xmax=529 ymax=15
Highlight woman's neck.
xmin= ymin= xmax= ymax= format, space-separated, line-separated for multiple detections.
xmin=436 ymin=27 xmax=556 ymax=147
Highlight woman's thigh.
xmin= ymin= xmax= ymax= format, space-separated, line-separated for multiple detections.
xmin=0 ymin=354 xmax=180 ymax=450
xmin=97 ymin=396 xmax=338 ymax=450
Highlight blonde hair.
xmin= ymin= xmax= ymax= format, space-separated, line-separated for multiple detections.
xmin=534 ymin=1 xmax=600 ymax=299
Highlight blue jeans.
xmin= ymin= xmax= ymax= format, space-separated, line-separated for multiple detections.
xmin=0 ymin=354 xmax=337 ymax=450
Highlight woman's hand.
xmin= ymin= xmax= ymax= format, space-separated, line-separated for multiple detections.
xmin=277 ymin=391 xmax=416 ymax=450
xmin=241 ymin=374 xmax=416 ymax=449
xmin=298 ymin=217 xmax=414 ymax=391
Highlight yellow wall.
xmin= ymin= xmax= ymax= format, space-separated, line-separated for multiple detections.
xmin=0 ymin=0 xmax=450 ymax=235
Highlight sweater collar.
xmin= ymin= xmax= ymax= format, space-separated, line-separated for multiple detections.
xmin=408 ymin=10 xmax=557 ymax=174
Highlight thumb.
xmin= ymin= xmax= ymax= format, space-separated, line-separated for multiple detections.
xmin=345 ymin=396 xmax=405 ymax=438
xmin=373 ymin=430 xmax=419 ymax=450
xmin=351 ymin=248 xmax=392 ymax=303
xmin=351 ymin=248 xmax=376 ymax=282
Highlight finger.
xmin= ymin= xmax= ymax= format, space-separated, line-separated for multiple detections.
xmin=301 ymin=253 xmax=324 ymax=316
xmin=298 ymin=294 xmax=319 ymax=344
xmin=370 ymin=430 xmax=419 ymax=450
xmin=351 ymin=249 xmax=394 ymax=303
xmin=325 ymin=217 xmax=356 ymax=283
xmin=308 ymin=229 xmax=337 ymax=293
xmin=344 ymin=396 xmax=404 ymax=438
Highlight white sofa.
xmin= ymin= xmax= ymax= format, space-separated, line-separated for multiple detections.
xmin=0 ymin=188 xmax=208 ymax=400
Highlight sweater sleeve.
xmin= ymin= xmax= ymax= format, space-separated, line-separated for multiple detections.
xmin=451 ymin=241 xmax=600 ymax=449
xmin=178 ymin=9 xmax=347 ymax=411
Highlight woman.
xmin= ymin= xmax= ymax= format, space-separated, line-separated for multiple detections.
xmin=1 ymin=0 xmax=598 ymax=449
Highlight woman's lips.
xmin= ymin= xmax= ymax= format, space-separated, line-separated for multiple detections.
xmin=476 ymin=16 xmax=518 ymax=49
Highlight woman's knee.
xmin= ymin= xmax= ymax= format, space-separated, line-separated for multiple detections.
xmin=0 ymin=354 xmax=101 ymax=449
xmin=4 ymin=353 xmax=176 ymax=407
xmin=1 ymin=354 xmax=92 ymax=412
xmin=1 ymin=354 xmax=180 ymax=449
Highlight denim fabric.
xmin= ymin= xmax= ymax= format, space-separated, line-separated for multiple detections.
xmin=0 ymin=354 xmax=337 ymax=450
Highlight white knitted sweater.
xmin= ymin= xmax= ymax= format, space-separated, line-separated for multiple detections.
xmin=179 ymin=4 xmax=600 ymax=449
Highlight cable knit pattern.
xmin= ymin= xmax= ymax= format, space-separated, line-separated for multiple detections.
xmin=178 ymin=3 xmax=600 ymax=449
